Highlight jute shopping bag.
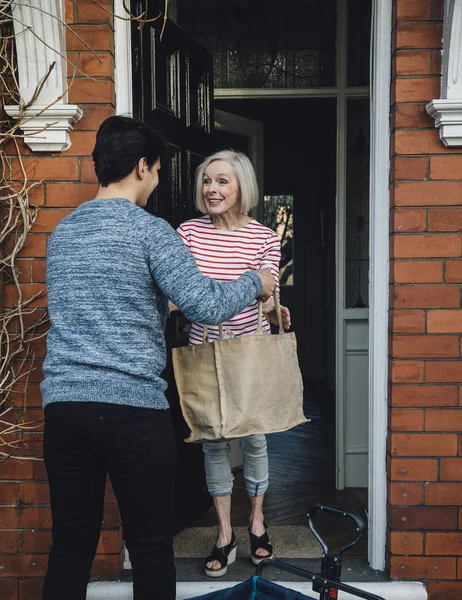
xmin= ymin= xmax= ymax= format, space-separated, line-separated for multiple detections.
xmin=172 ymin=295 xmax=307 ymax=443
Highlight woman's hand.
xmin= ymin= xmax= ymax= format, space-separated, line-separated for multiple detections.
xmin=262 ymin=297 xmax=291 ymax=330
xmin=169 ymin=301 xmax=180 ymax=313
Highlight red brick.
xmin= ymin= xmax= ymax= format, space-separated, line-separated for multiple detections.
xmin=0 ymin=581 xmax=18 ymax=600
xmin=18 ymin=506 xmax=52 ymax=529
xmin=33 ymin=460 xmax=48 ymax=481
xmin=4 ymin=284 xmax=47 ymax=309
xmin=395 ymin=182 xmax=462 ymax=206
xmin=0 ymin=532 xmax=20 ymax=554
xmin=393 ymin=156 xmax=429 ymax=180
xmin=73 ymin=104 xmax=113 ymax=131
xmin=393 ymin=261 xmax=442 ymax=283
xmin=46 ymin=183 xmax=98 ymax=207
xmin=391 ymin=335 xmax=459 ymax=358
xmin=388 ymin=506 xmax=457 ymax=529
xmin=0 ymin=459 xmax=33 ymax=481
xmin=21 ymin=531 xmax=51 ymax=554
xmin=390 ymin=310 xmax=426 ymax=332
xmin=78 ymin=52 xmax=114 ymax=78
xmin=440 ymin=458 xmax=462 ymax=481
xmin=396 ymin=51 xmax=431 ymax=76
xmin=425 ymin=409 xmax=462 ymax=430
xmin=426 ymin=363 xmax=462 ymax=384
xmin=392 ymin=433 xmax=456 ymax=456
xmin=393 ymin=285 xmax=460 ymax=308
xmin=65 ymin=0 xmax=74 ymax=23
xmin=390 ymin=385 xmax=459 ymax=407
xmin=91 ymin=554 xmax=123 ymax=578
xmin=389 ymin=556 xmax=455 ymax=579
xmin=428 ymin=209 xmax=462 ymax=232
xmin=394 ymin=129 xmax=462 ymax=155
xmin=396 ymin=23 xmax=443 ymax=50
xmin=31 ymin=209 xmax=73 ymax=234
xmin=11 ymin=158 xmax=79 ymax=182
xmin=20 ymin=482 xmax=50 ymax=505
xmin=426 ymin=582 xmax=462 ymax=600
xmin=66 ymin=25 xmax=113 ymax=52
xmin=68 ymin=78 xmax=114 ymax=104
xmin=390 ymin=458 xmax=438 ymax=480
xmin=427 ymin=310 xmax=462 ymax=333
xmin=16 ymin=260 xmax=32 ymax=284
xmin=13 ymin=235 xmax=47 ymax=259
xmin=77 ymin=0 xmax=113 ymax=23
xmin=390 ymin=409 xmax=424 ymax=431
xmin=393 ymin=104 xmax=434 ymax=129
xmin=395 ymin=77 xmax=440 ymax=102
xmin=430 ymin=155 xmax=462 ymax=180
xmin=63 ymin=131 xmax=98 ymax=156
xmin=0 ymin=507 xmax=20 ymax=529
xmin=0 ymin=483 xmax=19 ymax=505
xmin=390 ymin=531 xmax=423 ymax=555
xmin=392 ymin=208 xmax=426 ymax=232
xmin=396 ymin=0 xmax=432 ymax=20
xmin=394 ymin=156 xmax=430 ymax=182
xmin=0 ymin=555 xmax=48 ymax=578
xmin=426 ymin=483 xmax=462 ymax=505
xmin=432 ymin=49 xmax=442 ymax=75
xmin=426 ymin=533 xmax=462 ymax=555
xmin=391 ymin=360 xmax=424 ymax=383
xmin=446 ymin=260 xmax=462 ymax=282
xmin=97 ymin=529 xmax=124 ymax=554
xmin=80 ymin=157 xmax=98 ymax=182
xmin=31 ymin=259 xmax=46 ymax=284
xmin=389 ymin=482 xmax=424 ymax=505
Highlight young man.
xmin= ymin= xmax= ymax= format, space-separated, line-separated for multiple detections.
xmin=41 ymin=116 xmax=276 ymax=600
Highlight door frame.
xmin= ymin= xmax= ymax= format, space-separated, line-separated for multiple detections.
xmin=115 ymin=0 xmax=391 ymax=571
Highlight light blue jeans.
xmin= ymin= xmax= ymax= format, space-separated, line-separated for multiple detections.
xmin=203 ymin=435 xmax=269 ymax=497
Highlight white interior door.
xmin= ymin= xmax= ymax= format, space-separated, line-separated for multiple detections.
xmin=214 ymin=109 xmax=264 ymax=470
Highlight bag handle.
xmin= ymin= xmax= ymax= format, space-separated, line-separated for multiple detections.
xmin=203 ymin=292 xmax=283 ymax=342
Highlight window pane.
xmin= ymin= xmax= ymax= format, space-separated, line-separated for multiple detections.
xmin=179 ymin=0 xmax=337 ymax=89
xmin=264 ymin=195 xmax=294 ymax=285
xmin=347 ymin=0 xmax=372 ymax=87
xmin=345 ymin=99 xmax=370 ymax=308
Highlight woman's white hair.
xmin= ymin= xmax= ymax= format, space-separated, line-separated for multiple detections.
xmin=194 ymin=150 xmax=259 ymax=215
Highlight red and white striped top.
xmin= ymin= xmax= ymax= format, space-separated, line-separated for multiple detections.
xmin=177 ymin=215 xmax=281 ymax=345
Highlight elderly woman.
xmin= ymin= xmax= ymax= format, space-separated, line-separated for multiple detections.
xmin=176 ymin=150 xmax=290 ymax=577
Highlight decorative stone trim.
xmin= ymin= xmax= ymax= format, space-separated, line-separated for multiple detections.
xmin=4 ymin=104 xmax=83 ymax=153
xmin=5 ymin=0 xmax=82 ymax=152
xmin=427 ymin=99 xmax=462 ymax=147
xmin=426 ymin=0 xmax=462 ymax=146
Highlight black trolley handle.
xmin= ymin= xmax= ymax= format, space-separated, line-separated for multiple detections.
xmin=255 ymin=559 xmax=386 ymax=600
xmin=307 ymin=503 xmax=367 ymax=557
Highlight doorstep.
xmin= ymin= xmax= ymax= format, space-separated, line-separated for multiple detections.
xmin=87 ymin=580 xmax=427 ymax=600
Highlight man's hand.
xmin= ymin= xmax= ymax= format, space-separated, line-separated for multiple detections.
xmin=253 ymin=268 xmax=277 ymax=302
xmin=262 ymin=297 xmax=291 ymax=329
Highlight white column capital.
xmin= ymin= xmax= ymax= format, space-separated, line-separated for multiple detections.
xmin=5 ymin=104 xmax=83 ymax=153
xmin=7 ymin=0 xmax=82 ymax=153
xmin=427 ymin=0 xmax=462 ymax=146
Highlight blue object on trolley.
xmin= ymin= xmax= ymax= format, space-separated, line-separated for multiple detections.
xmin=185 ymin=575 xmax=314 ymax=599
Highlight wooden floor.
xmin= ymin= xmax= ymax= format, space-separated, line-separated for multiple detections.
xmin=192 ymin=380 xmax=368 ymax=555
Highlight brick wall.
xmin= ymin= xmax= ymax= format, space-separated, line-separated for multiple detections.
xmin=389 ymin=1 xmax=462 ymax=599
xmin=0 ymin=2 xmax=120 ymax=598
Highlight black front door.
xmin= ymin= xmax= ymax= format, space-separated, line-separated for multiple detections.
xmin=131 ymin=3 xmax=215 ymax=531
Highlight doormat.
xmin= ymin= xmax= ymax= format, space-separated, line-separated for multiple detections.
xmin=174 ymin=526 xmax=322 ymax=559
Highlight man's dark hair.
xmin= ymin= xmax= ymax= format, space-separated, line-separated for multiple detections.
xmin=92 ymin=115 xmax=168 ymax=187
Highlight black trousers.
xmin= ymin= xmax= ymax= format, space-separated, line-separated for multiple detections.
xmin=42 ymin=402 xmax=177 ymax=600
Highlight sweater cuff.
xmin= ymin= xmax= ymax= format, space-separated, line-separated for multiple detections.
xmin=242 ymin=270 xmax=263 ymax=297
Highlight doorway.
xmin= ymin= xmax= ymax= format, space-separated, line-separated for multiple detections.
xmin=129 ymin=0 xmax=373 ymax=565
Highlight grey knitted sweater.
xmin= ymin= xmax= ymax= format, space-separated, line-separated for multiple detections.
xmin=41 ymin=198 xmax=263 ymax=410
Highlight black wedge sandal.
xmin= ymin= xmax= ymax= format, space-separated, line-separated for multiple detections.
xmin=249 ymin=522 xmax=274 ymax=565
xmin=204 ymin=531 xmax=237 ymax=578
